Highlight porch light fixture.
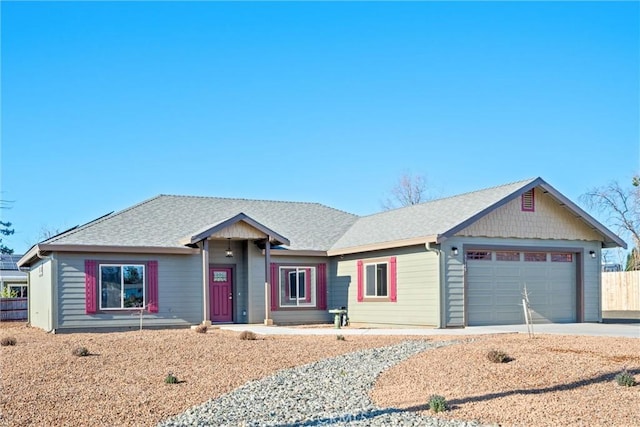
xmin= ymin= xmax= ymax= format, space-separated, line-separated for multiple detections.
xmin=451 ymin=247 xmax=459 ymax=256
xmin=589 ymin=250 xmax=596 ymax=259
xmin=225 ymin=239 xmax=233 ymax=258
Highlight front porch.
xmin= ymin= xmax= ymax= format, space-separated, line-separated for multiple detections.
xmin=179 ymin=213 xmax=288 ymax=326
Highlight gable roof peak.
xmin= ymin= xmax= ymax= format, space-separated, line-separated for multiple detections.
xmin=364 ymin=177 xmax=540 ymax=219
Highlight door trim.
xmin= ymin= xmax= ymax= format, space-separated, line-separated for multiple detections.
xmin=209 ymin=264 xmax=235 ymax=323
xmin=462 ymin=244 xmax=583 ymax=326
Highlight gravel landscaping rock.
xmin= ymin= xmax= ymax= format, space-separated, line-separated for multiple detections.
xmin=158 ymin=340 xmax=482 ymax=427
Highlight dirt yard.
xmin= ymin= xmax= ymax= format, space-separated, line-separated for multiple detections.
xmin=372 ymin=333 xmax=640 ymax=427
xmin=1 ymin=322 xmax=638 ymax=427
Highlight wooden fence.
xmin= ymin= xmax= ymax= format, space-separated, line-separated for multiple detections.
xmin=0 ymin=297 xmax=28 ymax=321
xmin=602 ymin=271 xmax=640 ymax=311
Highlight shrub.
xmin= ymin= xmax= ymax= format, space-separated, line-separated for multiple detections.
xmin=615 ymin=369 xmax=636 ymax=387
xmin=487 ymin=349 xmax=511 ymax=363
xmin=194 ymin=324 xmax=208 ymax=334
xmin=72 ymin=346 xmax=90 ymax=357
xmin=0 ymin=336 xmax=17 ymax=346
xmin=336 ymin=334 xmax=345 ymax=341
xmin=239 ymin=330 xmax=257 ymax=341
xmin=165 ymin=372 xmax=178 ymax=384
xmin=428 ymin=394 xmax=448 ymax=413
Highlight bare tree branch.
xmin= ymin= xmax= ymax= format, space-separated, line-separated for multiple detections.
xmin=381 ymin=172 xmax=430 ymax=210
xmin=581 ymin=178 xmax=640 ymax=270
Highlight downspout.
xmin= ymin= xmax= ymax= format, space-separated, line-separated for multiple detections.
xmin=425 ymin=242 xmax=444 ymax=328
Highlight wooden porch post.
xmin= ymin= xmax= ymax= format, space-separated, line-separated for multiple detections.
xmin=202 ymin=239 xmax=211 ymax=326
xmin=264 ymin=236 xmax=273 ymax=325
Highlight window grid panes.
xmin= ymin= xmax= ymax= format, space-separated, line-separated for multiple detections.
xmin=495 ymin=251 xmax=520 ymax=261
xmin=551 ymin=253 xmax=573 ymax=262
xmin=212 ymin=271 xmax=228 ymax=282
xmin=279 ymin=266 xmax=316 ymax=307
xmin=524 ymin=252 xmax=547 ymax=262
xmin=466 ymin=251 xmax=492 ymax=261
xmin=100 ymin=264 xmax=145 ymax=310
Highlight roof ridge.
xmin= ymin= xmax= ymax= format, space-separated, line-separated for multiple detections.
xmin=360 ymin=177 xmax=539 ymax=219
xmin=156 ymin=194 xmax=359 ymax=217
xmin=44 ymin=195 xmax=165 ymax=245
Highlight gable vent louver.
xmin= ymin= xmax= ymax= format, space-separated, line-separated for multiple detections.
xmin=521 ymin=189 xmax=535 ymax=212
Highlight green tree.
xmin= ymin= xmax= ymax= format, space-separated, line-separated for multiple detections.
xmin=1 ymin=199 xmax=15 ymax=254
xmin=0 ymin=221 xmax=14 ymax=254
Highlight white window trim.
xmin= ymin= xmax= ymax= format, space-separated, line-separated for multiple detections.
xmin=279 ymin=266 xmax=316 ymax=308
xmin=99 ymin=264 xmax=146 ymax=310
xmin=364 ymin=261 xmax=389 ymax=298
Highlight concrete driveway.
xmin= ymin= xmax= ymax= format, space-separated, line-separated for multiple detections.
xmin=220 ymin=322 xmax=639 ymax=338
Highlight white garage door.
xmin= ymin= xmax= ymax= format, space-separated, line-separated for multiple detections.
xmin=466 ymin=250 xmax=576 ymax=326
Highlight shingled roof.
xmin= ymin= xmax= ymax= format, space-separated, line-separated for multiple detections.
xmin=329 ymin=177 xmax=625 ymax=253
xmin=39 ymin=196 xmax=359 ymax=251
xmin=20 ymin=177 xmax=625 ymax=266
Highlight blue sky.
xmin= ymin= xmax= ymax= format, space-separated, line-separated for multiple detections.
xmin=1 ymin=1 xmax=639 ymax=255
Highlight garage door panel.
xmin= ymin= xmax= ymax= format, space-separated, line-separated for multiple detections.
xmin=494 ymin=282 xmax=519 ymax=292
xmin=495 ymin=295 xmax=521 ymax=306
xmin=466 ymin=251 xmax=576 ymax=326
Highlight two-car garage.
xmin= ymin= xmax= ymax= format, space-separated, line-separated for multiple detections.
xmin=465 ymin=249 xmax=577 ymax=326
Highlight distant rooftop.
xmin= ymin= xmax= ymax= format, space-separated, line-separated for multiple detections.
xmin=0 ymin=254 xmax=24 ymax=271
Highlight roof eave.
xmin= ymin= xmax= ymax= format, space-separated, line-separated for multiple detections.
xmin=18 ymin=244 xmax=200 ymax=267
xmin=181 ymin=212 xmax=291 ymax=247
xmin=439 ymin=177 xmax=543 ymax=240
xmin=536 ymin=182 xmax=627 ymax=249
xmin=267 ymin=249 xmax=328 ymax=257
xmin=438 ymin=177 xmax=627 ymax=249
xmin=327 ymin=235 xmax=438 ymax=257
xmin=17 ymin=245 xmax=41 ymax=268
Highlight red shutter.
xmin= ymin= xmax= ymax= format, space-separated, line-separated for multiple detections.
xmin=390 ymin=256 xmax=397 ymax=302
xmin=357 ymin=260 xmax=364 ymax=302
xmin=305 ymin=268 xmax=312 ymax=303
xmin=147 ymin=261 xmax=159 ymax=313
xmin=85 ymin=260 xmax=97 ymax=314
xmin=317 ymin=263 xmax=327 ymax=310
xmin=270 ymin=263 xmax=278 ymax=311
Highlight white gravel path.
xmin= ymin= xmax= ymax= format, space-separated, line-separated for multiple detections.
xmin=158 ymin=340 xmax=485 ymax=427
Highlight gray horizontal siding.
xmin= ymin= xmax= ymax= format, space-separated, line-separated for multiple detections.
xmin=247 ymin=244 xmax=331 ymax=324
xmin=584 ymin=247 xmax=601 ymax=322
xmin=339 ymin=245 xmax=439 ymax=327
xmin=55 ymin=252 xmax=202 ymax=330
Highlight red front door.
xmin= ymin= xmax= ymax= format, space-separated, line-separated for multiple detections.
xmin=210 ymin=267 xmax=233 ymax=322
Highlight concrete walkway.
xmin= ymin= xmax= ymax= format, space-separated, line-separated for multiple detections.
xmin=220 ymin=322 xmax=639 ymax=338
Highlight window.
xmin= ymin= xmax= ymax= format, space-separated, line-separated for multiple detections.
xmin=100 ymin=264 xmax=145 ymax=310
xmin=278 ymin=266 xmax=315 ymax=307
xmin=524 ymin=252 xmax=546 ymax=262
xmin=466 ymin=251 xmax=492 ymax=261
xmin=9 ymin=285 xmax=28 ymax=297
xmin=356 ymin=257 xmax=397 ymax=303
xmin=1 ymin=284 xmax=27 ymax=298
xmin=365 ymin=262 xmax=388 ymax=297
xmin=288 ymin=270 xmax=306 ymax=300
xmin=551 ymin=253 xmax=573 ymax=262
xmin=522 ymin=189 xmax=535 ymax=212
xmin=496 ymin=251 xmax=520 ymax=261
xmin=212 ymin=271 xmax=228 ymax=282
